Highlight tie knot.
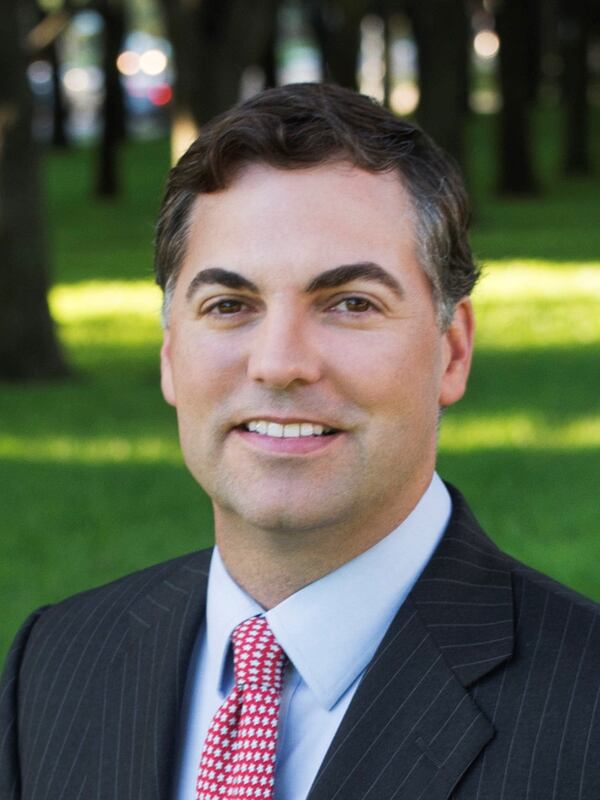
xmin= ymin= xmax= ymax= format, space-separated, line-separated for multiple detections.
xmin=231 ymin=616 xmax=286 ymax=692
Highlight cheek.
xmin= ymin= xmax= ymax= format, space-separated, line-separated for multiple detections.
xmin=328 ymin=331 xmax=441 ymax=410
xmin=170 ymin=337 xmax=244 ymax=468
xmin=171 ymin=333 xmax=245 ymax=402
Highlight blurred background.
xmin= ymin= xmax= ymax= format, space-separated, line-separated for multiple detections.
xmin=1 ymin=0 xmax=599 ymax=657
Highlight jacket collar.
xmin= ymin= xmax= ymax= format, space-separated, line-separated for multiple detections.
xmin=307 ymin=485 xmax=514 ymax=800
xmin=122 ymin=550 xmax=212 ymax=799
xmin=410 ymin=484 xmax=514 ymax=687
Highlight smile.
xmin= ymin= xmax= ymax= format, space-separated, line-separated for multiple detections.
xmin=244 ymin=420 xmax=336 ymax=438
xmin=234 ymin=418 xmax=343 ymax=455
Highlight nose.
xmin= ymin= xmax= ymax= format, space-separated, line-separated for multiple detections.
xmin=246 ymin=307 xmax=322 ymax=389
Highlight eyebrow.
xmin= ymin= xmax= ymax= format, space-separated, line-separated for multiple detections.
xmin=305 ymin=262 xmax=404 ymax=298
xmin=185 ymin=268 xmax=259 ymax=301
xmin=185 ymin=261 xmax=404 ymax=302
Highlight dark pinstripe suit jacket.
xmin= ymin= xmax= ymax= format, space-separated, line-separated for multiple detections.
xmin=2 ymin=485 xmax=600 ymax=799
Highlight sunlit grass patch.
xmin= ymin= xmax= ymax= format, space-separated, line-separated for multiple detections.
xmin=478 ymin=260 xmax=600 ymax=293
xmin=51 ymin=280 xmax=162 ymax=318
xmin=50 ymin=281 xmax=163 ymax=347
xmin=0 ymin=434 xmax=181 ymax=464
xmin=440 ymin=413 xmax=600 ymax=451
xmin=474 ymin=261 xmax=600 ymax=348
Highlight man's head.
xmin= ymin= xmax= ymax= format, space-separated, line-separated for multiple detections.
xmin=157 ymin=83 xmax=475 ymax=555
xmin=155 ymin=83 xmax=479 ymax=329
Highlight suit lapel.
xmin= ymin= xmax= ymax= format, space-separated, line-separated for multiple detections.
xmin=308 ymin=486 xmax=514 ymax=800
xmin=410 ymin=486 xmax=515 ymax=687
xmin=95 ymin=550 xmax=211 ymax=800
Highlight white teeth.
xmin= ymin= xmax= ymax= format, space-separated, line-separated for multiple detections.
xmin=244 ymin=420 xmax=333 ymax=438
xmin=283 ymin=423 xmax=300 ymax=438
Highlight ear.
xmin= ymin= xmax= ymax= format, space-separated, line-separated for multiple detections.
xmin=439 ymin=298 xmax=475 ymax=408
xmin=160 ymin=330 xmax=177 ymax=407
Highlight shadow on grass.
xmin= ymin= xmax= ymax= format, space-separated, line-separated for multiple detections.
xmin=471 ymin=181 xmax=600 ymax=264
xmin=462 ymin=344 xmax=599 ymax=418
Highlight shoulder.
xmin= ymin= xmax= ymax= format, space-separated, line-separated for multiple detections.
xmin=1 ymin=550 xmax=213 ymax=796
xmin=508 ymin=557 xmax=600 ymax=669
xmin=6 ymin=548 xmax=213 ymax=683
xmin=509 ymin=553 xmax=600 ymax=613
xmin=436 ymin=487 xmax=600 ymax=798
xmin=32 ymin=547 xmax=211 ymax=623
xmin=447 ymin=481 xmax=600 ymax=604
xmin=447 ymin=482 xmax=600 ymax=668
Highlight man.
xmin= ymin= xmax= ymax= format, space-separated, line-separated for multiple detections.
xmin=1 ymin=83 xmax=599 ymax=800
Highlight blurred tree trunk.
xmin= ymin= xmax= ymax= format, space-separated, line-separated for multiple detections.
xmin=48 ymin=37 xmax=69 ymax=148
xmin=525 ymin=0 xmax=542 ymax=104
xmin=95 ymin=0 xmax=127 ymax=197
xmin=382 ymin=10 xmax=393 ymax=108
xmin=159 ymin=0 xmax=280 ymax=161
xmin=370 ymin=1 xmax=405 ymax=109
xmin=457 ymin=6 xmax=471 ymax=115
xmin=260 ymin=20 xmax=278 ymax=88
xmin=406 ymin=0 xmax=470 ymax=168
xmin=308 ymin=0 xmax=367 ymax=89
xmin=33 ymin=5 xmax=70 ymax=149
xmin=25 ymin=7 xmax=73 ymax=148
xmin=559 ymin=0 xmax=591 ymax=174
xmin=0 ymin=0 xmax=68 ymax=380
xmin=495 ymin=0 xmax=538 ymax=194
xmin=158 ymin=0 xmax=203 ymax=160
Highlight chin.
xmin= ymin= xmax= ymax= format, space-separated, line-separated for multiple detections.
xmin=215 ymin=487 xmax=354 ymax=535
xmin=240 ymin=505 xmax=339 ymax=534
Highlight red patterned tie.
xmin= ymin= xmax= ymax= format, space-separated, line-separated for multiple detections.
xmin=196 ymin=615 xmax=287 ymax=800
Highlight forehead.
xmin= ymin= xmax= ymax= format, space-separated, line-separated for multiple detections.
xmin=179 ymin=163 xmax=420 ymax=290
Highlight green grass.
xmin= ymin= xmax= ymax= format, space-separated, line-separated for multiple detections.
xmin=1 ymin=107 xmax=599 ymax=657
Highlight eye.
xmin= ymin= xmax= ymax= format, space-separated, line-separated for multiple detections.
xmin=330 ymin=296 xmax=378 ymax=313
xmin=203 ymin=298 xmax=247 ymax=316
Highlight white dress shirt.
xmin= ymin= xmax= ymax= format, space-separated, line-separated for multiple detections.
xmin=174 ymin=473 xmax=452 ymax=800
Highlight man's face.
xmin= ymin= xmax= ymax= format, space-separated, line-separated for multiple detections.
xmin=161 ymin=163 xmax=473 ymax=539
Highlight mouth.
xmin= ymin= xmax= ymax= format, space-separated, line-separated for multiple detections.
xmin=232 ymin=418 xmax=343 ymax=454
xmin=239 ymin=419 xmax=339 ymax=438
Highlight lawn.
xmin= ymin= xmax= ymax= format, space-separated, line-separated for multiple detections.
xmin=1 ymin=109 xmax=599 ymax=658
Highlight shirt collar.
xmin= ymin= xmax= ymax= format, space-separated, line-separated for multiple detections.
xmin=204 ymin=552 xmax=263 ymax=697
xmin=204 ymin=473 xmax=451 ymax=711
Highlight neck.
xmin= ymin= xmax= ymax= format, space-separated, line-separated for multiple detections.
xmin=213 ymin=487 xmax=427 ymax=609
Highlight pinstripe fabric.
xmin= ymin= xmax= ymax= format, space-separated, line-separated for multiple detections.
xmin=0 ymin=553 xmax=211 ymax=800
xmin=2 ymin=485 xmax=600 ymax=799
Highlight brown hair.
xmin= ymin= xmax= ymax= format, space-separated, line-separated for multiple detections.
xmin=155 ymin=82 xmax=479 ymax=328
